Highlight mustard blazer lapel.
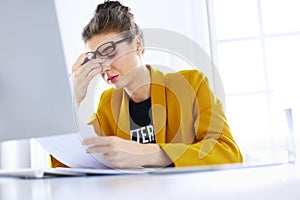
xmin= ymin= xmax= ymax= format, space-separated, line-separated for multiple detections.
xmin=114 ymin=65 xmax=167 ymax=142
xmin=115 ymin=89 xmax=131 ymax=140
xmin=148 ymin=66 xmax=167 ymax=143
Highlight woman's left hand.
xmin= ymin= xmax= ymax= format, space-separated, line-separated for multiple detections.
xmin=83 ymin=136 xmax=171 ymax=169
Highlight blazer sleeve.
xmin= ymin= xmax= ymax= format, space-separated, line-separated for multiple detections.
xmin=158 ymin=71 xmax=243 ymax=166
xmin=49 ymin=155 xmax=69 ymax=168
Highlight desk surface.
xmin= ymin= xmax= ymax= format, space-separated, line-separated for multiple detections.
xmin=1 ymin=164 xmax=300 ymax=200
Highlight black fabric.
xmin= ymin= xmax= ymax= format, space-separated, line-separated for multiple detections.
xmin=129 ymin=97 xmax=156 ymax=143
xmin=129 ymin=97 xmax=174 ymax=167
xmin=129 ymin=97 xmax=151 ymax=127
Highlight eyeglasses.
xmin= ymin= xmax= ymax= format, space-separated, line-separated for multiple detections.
xmin=85 ymin=36 xmax=133 ymax=60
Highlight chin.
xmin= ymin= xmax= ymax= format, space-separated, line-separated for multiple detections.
xmin=114 ymin=79 xmax=126 ymax=90
xmin=114 ymin=83 xmax=123 ymax=90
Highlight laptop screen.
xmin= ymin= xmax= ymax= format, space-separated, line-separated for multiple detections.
xmin=0 ymin=0 xmax=77 ymax=142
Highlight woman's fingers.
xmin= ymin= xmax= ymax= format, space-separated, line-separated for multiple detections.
xmin=72 ymin=53 xmax=87 ymax=75
xmin=83 ymin=136 xmax=149 ymax=168
xmin=76 ymin=61 xmax=96 ymax=76
xmin=86 ymin=144 xmax=112 ymax=154
xmin=83 ymin=136 xmax=111 ymax=146
xmin=84 ymin=137 xmax=117 ymax=155
xmin=71 ymin=55 xmax=103 ymax=105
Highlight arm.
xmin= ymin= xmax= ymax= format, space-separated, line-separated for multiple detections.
xmin=50 ymin=54 xmax=102 ymax=168
xmin=84 ymin=136 xmax=172 ymax=168
xmin=84 ymin=90 xmax=173 ymax=169
xmin=158 ymin=71 xmax=243 ymax=166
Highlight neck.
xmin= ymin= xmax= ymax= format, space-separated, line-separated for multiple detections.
xmin=124 ymin=65 xmax=151 ymax=103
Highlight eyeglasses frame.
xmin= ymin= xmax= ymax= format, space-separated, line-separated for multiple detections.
xmin=85 ymin=36 xmax=133 ymax=60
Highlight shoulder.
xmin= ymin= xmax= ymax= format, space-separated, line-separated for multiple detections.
xmin=165 ymin=69 xmax=206 ymax=80
xmin=148 ymin=65 xmax=206 ymax=84
xmin=178 ymin=69 xmax=206 ymax=80
xmin=165 ymin=69 xmax=208 ymax=90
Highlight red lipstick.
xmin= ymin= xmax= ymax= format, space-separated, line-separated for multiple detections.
xmin=107 ymin=75 xmax=119 ymax=83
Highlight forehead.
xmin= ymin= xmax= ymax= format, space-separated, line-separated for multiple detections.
xmin=85 ymin=32 xmax=125 ymax=51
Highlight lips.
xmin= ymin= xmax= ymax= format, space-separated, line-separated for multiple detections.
xmin=107 ymin=75 xmax=119 ymax=83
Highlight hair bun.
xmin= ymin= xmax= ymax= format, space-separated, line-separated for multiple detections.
xmin=95 ymin=1 xmax=131 ymax=16
xmin=82 ymin=0 xmax=142 ymax=43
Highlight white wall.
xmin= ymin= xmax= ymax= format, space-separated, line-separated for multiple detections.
xmin=54 ymin=0 xmax=210 ymax=70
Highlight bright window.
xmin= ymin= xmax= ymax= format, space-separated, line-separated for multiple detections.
xmin=208 ymin=0 xmax=300 ymax=165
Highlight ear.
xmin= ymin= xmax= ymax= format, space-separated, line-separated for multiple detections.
xmin=134 ymin=35 xmax=143 ymax=55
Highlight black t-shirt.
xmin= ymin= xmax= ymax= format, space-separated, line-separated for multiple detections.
xmin=129 ymin=97 xmax=156 ymax=144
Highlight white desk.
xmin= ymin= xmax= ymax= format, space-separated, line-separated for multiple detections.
xmin=0 ymin=164 xmax=300 ymax=200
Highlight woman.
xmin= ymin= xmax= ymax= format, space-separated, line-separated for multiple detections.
xmin=52 ymin=0 xmax=243 ymax=169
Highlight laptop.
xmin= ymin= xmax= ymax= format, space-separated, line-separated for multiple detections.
xmin=0 ymin=0 xmax=77 ymax=142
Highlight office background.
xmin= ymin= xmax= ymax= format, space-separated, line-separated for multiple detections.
xmin=0 ymin=0 xmax=299 ymax=169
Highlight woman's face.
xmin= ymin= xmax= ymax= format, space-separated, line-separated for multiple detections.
xmin=85 ymin=32 xmax=143 ymax=88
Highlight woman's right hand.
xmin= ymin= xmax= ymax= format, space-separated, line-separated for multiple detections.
xmin=72 ymin=54 xmax=102 ymax=106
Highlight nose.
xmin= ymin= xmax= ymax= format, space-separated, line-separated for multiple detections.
xmin=99 ymin=59 xmax=111 ymax=73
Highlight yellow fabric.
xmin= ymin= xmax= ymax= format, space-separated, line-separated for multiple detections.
xmin=49 ymin=155 xmax=69 ymax=168
xmin=88 ymin=65 xmax=243 ymax=166
xmin=51 ymin=65 xmax=243 ymax=167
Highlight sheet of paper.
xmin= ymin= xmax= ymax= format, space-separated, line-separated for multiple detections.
xmin=36 ymin=133 xmax=111 ymax=169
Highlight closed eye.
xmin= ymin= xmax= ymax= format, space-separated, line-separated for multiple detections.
xmin=106 ymin=51 xmax=117 ymax=59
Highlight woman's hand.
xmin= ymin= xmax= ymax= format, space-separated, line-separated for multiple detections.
xmin=83 ymin=136 xmax=172 ymax=169
xmin=71 ymin=54 xmax=102 ymax=106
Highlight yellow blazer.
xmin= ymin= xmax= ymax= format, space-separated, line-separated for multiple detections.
xmin=51 ymin=65 xmax=243 ymax=167
xmin=88 ymin=65 xmax=243 ymax=166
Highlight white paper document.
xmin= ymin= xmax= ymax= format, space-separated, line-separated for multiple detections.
xmin=36 ymin=133 xmax=111 ymax=169
xmin=0 ymin=132 xmax=133 ymax=178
